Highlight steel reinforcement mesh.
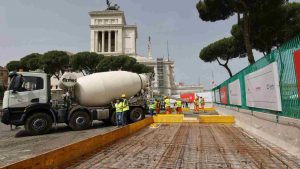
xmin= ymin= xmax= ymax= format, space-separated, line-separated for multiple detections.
xmin=213 ymin=35 xmax=300 ymax=119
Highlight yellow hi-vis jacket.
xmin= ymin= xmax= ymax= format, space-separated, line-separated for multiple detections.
xmin=122 ymin=99 xmax=129 ymax=111
xmin=164 ymin=99 xmax=171 ymax=107
xmin=150 ymin=101 xmax=157 ymax=109
xmin=115 ymin=102 xmax=124 ymax=113
xmin=176 ymin=100 xmax=182 ymax=108
xmin=194 ymin=99 xmax=199 ymax=105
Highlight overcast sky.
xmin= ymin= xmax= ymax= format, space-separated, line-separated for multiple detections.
xmin=1 ymin=0 xmax=298 ymax=89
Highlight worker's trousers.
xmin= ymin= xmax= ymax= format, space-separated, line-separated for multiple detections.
xmin=116 ymin=112 xmax=124 ymax=126
xmin=165 ymin=106 xmax=171 ymax=114
xmin=149 ymin=108 xmax=154 ymax=116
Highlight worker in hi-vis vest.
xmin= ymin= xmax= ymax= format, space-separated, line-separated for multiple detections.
xmin=194 ymin=97 xmax=199 ymax=112
xmin=115 ymin=99 xmax=124 ymax=127
xmin=200 ymin=96 xmax=205 ymax=112
xmin=155 ymin=99 xmax=161 ymax=114
xmin=121 ymin=94 xmax=129 ymax=125
xmin=149 ymin=99 xmax=156 ymax=116
xmin=176 ymin=99 xmax=183 ymax=114
xmin=164 ymin=96 xmax=171 ymax=114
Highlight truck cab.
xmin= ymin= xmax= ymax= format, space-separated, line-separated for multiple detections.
xmin=2 ymin=72 xmax=51 ymax=125
xmin=1 ymin=72 xmax=56 ymax=135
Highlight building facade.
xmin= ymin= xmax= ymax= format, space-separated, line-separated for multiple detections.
xmin=89 ymin=8 xmax=176 ymax=96
xmin=174 ymin=83 xmax=205 ymax=95
xmin=89 ymin=10 xmax=137 ymax=55
xmin=0 ymin=66 xmax=8 ymax=88
xmin=137 ymin=57 xmax=176 ymax=96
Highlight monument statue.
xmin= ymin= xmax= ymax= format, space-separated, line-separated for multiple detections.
xmin=106 ymin=0 xmax=120 ymax=10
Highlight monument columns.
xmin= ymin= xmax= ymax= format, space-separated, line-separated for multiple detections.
xmin=108 ymin=31 xmax=111 ymax=52
xmin=114 ymin=31 xmax=117 ymax=52
xmin=102 ymin=31 xmax=105 ymax=52
xmin=95 ymin=31 xmax=98 ymax=52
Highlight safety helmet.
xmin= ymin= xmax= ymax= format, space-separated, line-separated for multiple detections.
xmin=121 ymin=94 xmax=126 ymax=98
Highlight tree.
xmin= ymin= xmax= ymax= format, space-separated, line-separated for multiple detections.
xmin=231 ymin=2 xmax=300 ymax=55
xmin=41 ymin=51 xmax=70 ymax=79
xmin=277 ymin=2 xmax=300 ymax=44
xmin=196 ymin=0 xmax=286 ymax=64
xmin=20 ymin=53 xmax=42 ymax=71
xmin=71 ymin=52 xmax=103 ymax=74
xmin=6 ymin=61 xmax=21 ymax=71
xmin=97 ymin=55 xmax=153 ymax=74
xmin=199 ymin=36 xmax=246 ymax=77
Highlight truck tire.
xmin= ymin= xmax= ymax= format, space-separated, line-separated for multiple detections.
xmin=25 ymin=113 xmax=53 ymax=135
xmin=69 ymin=110 xmax=91 ymax=131
xmin=129 ymin=107 xmax=145 ymax=123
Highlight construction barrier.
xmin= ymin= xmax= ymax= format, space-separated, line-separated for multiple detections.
xmin=199 ymin=115 xmax=235 ymax=124
xmin=153 ymin=114 xmax=184 ymax=123
xmin=204 ymin=107 xmax=216 ymax=111
xmin=1 ymin=117 xmax=154 ymax=169
xmin=212 ymin=35 xmax=300 ymax=119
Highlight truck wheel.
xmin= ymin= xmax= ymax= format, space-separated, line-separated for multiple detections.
xmin=69 ymin=110 xmax=91 ymax=131
xmin=129 ymin=108 xmax=145 ymax=123
xmin=25 ymin=113 xmax=53 ymax=135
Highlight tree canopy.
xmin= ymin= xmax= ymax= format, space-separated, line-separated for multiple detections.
xmin=41 ymin=51 xmax=70 ymax=79
xmin=20 ymin=53 xmax=42 ymax=71
xmin=97 ymin=55 xmax=153 ymax=74
xmin=6 ymin=61 xmax=21 ymax=72
xmin=196 ymin=0 xmax=287 ymax=64
xmin=200 ymin=36 xmax=246 ymax=77
xmin=6 ymin=51 xmax=153 ymax=77
xmin=70 ymin=52 xmax=103 ymax=74
xmin=230 ymin=2 xmax=300 ymax=55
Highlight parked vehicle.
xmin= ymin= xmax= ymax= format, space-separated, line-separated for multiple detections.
xmin=1 ymin=71 xmax=149 ymax=135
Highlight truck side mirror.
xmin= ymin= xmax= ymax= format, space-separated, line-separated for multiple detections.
xmin=12 ymin=75 xmax=24 ymax=92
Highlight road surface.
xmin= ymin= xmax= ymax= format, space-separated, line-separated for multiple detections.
xmin=69 ymin=123 xmax=300 ymax=169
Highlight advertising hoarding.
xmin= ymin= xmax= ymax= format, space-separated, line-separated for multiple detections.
xmin=180 ymin=93 xmax=195 ymax=103
xmin=294 ymin=49 xmax=300 ymax=99
xmin=245 ymin=62 xmax=282 ymax=111
xmin=215 ymin=89 xmax=220 ymax=103
xmin=220 ymin=86 xmax=228 ymax=104
xmin=229 ymin=79 xmax=242 ymax=106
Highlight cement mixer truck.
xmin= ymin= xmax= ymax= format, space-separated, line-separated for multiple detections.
xmin=1 ymin=71 xmax=149 ymax=135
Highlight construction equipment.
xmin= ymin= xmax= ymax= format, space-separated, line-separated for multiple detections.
xmin=1 ymin=71 xmax=149 ymax=135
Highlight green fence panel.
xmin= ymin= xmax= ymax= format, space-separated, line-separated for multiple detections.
xmin=212 ymin=35 xmax=300 ymax=119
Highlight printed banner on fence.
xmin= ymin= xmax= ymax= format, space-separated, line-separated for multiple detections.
xmin=180 ymin=93 xmax=195 ymax=103
xmin=229 ymin=79 xmax=242 ymax=106
xmin=294 ymin=49 xmax=300 ymax=99
xmin=215 ymin=89 xmax=220 ymax=103
xmin=220 ymin=86 xmax=228 ymax=104
xmin=245 ymin=62 xmax=282 ymax=111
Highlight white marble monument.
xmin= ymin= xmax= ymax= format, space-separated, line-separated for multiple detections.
xmin=89 ymin=10 xmax=137 ymax=55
